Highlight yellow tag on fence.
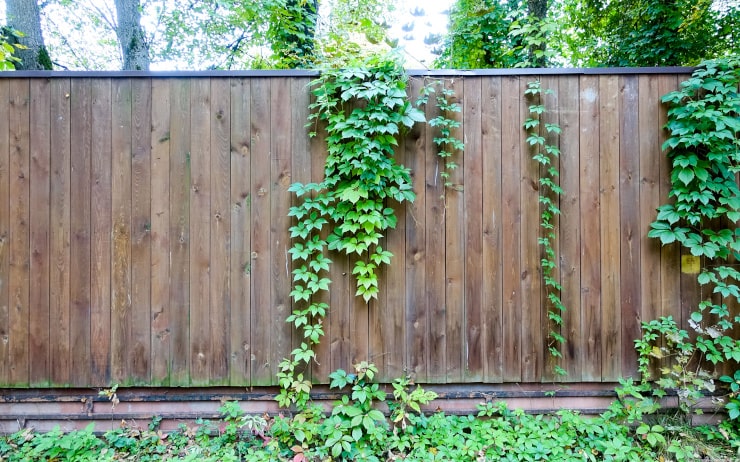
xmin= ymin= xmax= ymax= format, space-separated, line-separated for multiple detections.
xmin=681 ymin=255 xmax=701 ymax=274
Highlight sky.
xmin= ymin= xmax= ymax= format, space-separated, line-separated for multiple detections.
xmin=387 ymin=0 xmax=455 ymax=68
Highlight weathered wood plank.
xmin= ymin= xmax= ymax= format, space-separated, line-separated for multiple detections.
xmin=210 ymin=78 xmax=231 ymax=385
xmin=250 ymin=78 xmax=273 ymax=385
xmin=501 ymin=76 xmax=522 ymax=382
xmin=229 ymin=77 xmax=252 ymax=386
xmin=638 ymin=75 xmax=662 ymax=338
xmin=189 ymin=78 xmax=212 ymax=385
xmin=419 ymin=78 xmax=438 ymax=383
xmin=463 ymin=77 xmax=483 ymax=380
xmin=150 ymin=79 xmax=171 ymax=386
xmin=579 ymin=75 xmax=601 ymax=381
xmin=270 ymin=78 xmax=293 ymax=378
xmin=558 ymin=75 xmax=581 ymax=380
xmin=619 ymin=75 xmax=641 ymax=378
xmin=445 ymin=77 xmax=465 ymax=383
xmin=520 ymin=77 xmax=542 ymax=382
xmin=599 ymin=75 xmax=621 ymax=381
xmin=49 ymin=79 xmax=71 ymax=385
xmin=130 ymin=78 xmax=152 ymax=383
xmin=111 ymin=79 xmax=133 ymax=384
xmin=169 ymin=79 xmax=191 ymax=386
xmin=481 ymin=76 xmax=503 ymax=382
xmin=69 ymin=79 xmax=92 ymax=387
xmin=8 ymin=79 xmax=31 ymax=385
xmin=29 ymin=78 xmax=51 ymax=386
xmin=90 ymin=78 xmax=112 ymax=386
xmin=290 ymin=77 xmax=314 ymax=378
xmin=0 ymin=79 xmax=9 ymax=385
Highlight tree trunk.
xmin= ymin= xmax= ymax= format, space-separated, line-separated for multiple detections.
xmin=114 ymin=0 xmax=149 ymax=70
xmin=5 ymin=0 xmax=52 ymax=70
xmin=527 ymin=0 xmax=549 ymax=67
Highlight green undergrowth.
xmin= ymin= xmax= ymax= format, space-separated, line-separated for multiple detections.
xmin=2 ymin=377 xmax=739 ymax=462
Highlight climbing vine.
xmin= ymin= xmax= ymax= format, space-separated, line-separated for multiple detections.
xmin=647 ymin=56 xmax=740 ymax=419
xmin=523 ymin=80 xmax=567 ymax=377
xmin=277 ymin=54 xmax=424 ymax=408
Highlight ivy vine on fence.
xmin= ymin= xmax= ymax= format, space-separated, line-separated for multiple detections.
xmin=523 ymin=80 xmax=567 ymax=377
xmin=277 ymin=55 xmax=425 ymax=408
xmin=647 ymin=56 xmax=740 ymax=419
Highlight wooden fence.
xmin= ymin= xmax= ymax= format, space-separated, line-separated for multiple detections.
xmin=0 ymin=70 xmax=712 ymax=388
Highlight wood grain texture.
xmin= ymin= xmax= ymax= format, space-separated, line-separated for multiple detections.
xmin=189 ymin=78 xmax=212 ymax=385
xmin=49 ymin=79 xmax=71 ymax=385
xmin=558 ymin=76 xmax=582 ymax=381
xmin=69 ymin=79 xmax=92 ymax=386
xmin=210 ymin=78 xmax=231 ymax=385
xmin=0 ymin=73 xmax=702 ymax=388
xmin=130 ymin=78 xmax=152 ymax=383
xmin=579 ymin=75 xmax=601 ymax=381
xmin=229 ymin=78 xmax=252 ymax=386
xmin=444 ymin=77 xmax=465 ymax=383
xmin=481 ymin=77 xmax=503 ymax=382
xmin=501 ymin=77 xmax=522 ymax=382
xmin=150 ymin=79 xmax=171 ymax=386
xmin=90 ymin=79 xmax=112 ymax=386
xmin=0 ymin=79 xmax=9 ymax=385
xmin=169 ymin=79 xmax=191 ymax=386
xmin=29 ymin=79 xmax=51 ymax=385
xmin=249 ymin=78 xmax=272 ymax=385
xmin=8 ymin=79 xmax=31 ymax=385
xmin=111 ymin=79 xmax=132 ymax=384
xmin=619 ymin=75 xmax=641 ymax=378
xmin=463 ymin=77 xmax=483 ymax=381
xmin=599 ymin=75 xmax=621 ymax=381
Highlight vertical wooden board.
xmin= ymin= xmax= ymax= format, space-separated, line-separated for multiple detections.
xmin=250 ymin=78 xmax=273 ymax=385
xmin=49 ymin=79 xmax=71 ymax=385
xmin=150 ymin=79 xmax=171 ymax=386
xmin=619 ymin=75 xmax=641 ymax=377
xmin=444 ymin=77 xmax=465 ymax=383
xmin=579 ymin=75 xmax=601 ymax=381
xmin=8 ymin=79 xmax=31 ymax=385
xmin=69 ymin=79 xmax=93 ymax=386
xmin=169 ymin=79 xmax=191 ymax=386
xmin=638 ymin=76 xmax=662 ymax=341
xmin=481 ymin=77 xmax=503 ymax=382
xmin=111 ymin=79 xmax=132 ymax=384
xmin=419 ymin=78 xmax=438 ymax=383
xmin=90 ymin=79 xmax=112 ymax=386
xmin=209 ymin=78 xmax=231 ymax=384
xmin=308 ymin=92 xmax=332 ymax=382
xmin=558 ymin=76 xmax=581 ymax=380
xmin=463 ymin=77 xmax=483 ymax=380
xmin=290 ymin=77 xmax=314 ymax=377
xmin=270 ymin=78 xmax=293 ymax=378
xmin=540 ymin=75 xmax=562 ymax=380
xmin=501 ymin=77 xmax=522 ymax=381
xmin=189 ymin=78 xmax=212 ymax=385
xmin=350 ymin=258 xmax=369 ymax=366
xmin=229 ymin=78 xmax=251 ymax=386
xmin=0 ymin=80 xmax=9 ymax=385
xmin=598 ymin=76 xmax=621 ymax=381
xmin=29 ymin=79 xmax=51 ymax=385
xmin=380 ymin=77 xmax=419 ymax=380
xmin=657 ymin=76 xmax=681 ymax=328
xmin=329 ymin=216 xmax=350 ymax=374
xmin=519 ymin=78 xmax=542 ymax=382
xmin=130 ymin=78 xmax=152 ymax=383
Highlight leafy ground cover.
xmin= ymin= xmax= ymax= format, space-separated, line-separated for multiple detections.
xmin=1 ymin=384 xmax=739 ymax=461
